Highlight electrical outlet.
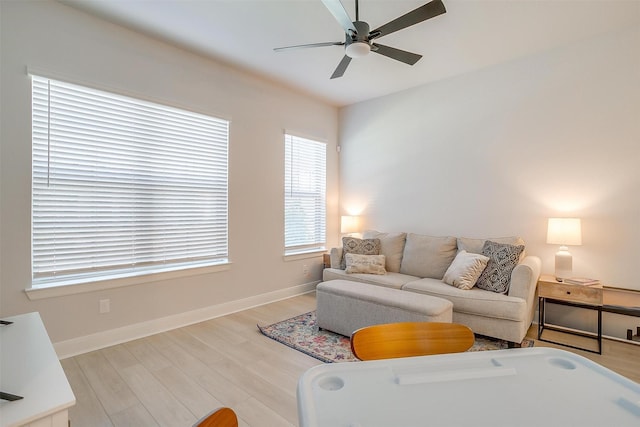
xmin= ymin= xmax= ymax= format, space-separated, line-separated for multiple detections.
xmin=303 ymin=264 xmax=309 ymax=276
xmin=99 ymin=299 xmax=110 ymax=314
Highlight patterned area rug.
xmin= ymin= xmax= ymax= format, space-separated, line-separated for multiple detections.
xmin=258 ymin=311 xmax=533 ymax=363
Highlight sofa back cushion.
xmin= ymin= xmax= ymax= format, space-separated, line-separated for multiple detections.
xmin=399 ymin=233 xmax=457 ymax=279
xmin=457 ymin=236 xmax=526 ymax=260
xmin=362 ymin=230 xmax=407 ymax=273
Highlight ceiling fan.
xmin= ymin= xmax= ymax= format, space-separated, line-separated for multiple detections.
xmin=274 ymin=0 xmax=446 ymax=79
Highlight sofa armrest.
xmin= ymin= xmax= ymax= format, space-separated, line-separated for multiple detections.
xmin=329 ymin=247 xmax=343 ymax=269
xmin=508 ymin=255 xmax=542 ymax=302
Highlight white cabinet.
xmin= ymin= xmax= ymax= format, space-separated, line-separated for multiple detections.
xmin=0 ymin=312 xmax=75 ymax=427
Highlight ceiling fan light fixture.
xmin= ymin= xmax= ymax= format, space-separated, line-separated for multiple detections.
xmin=345 ymin=41 xmax=371 ymax=58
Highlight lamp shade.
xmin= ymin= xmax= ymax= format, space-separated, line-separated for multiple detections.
xmin=546 ymin=218 xmax=582 ymax=246
xmin=341 ymin=216 xmax=360 ymax=234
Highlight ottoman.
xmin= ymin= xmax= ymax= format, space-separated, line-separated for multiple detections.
xmin=316 ymin=279 xmax=453 ymax=337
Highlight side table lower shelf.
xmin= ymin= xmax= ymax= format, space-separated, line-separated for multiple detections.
xmin=538 ymin=296 xmax=603 ymax=354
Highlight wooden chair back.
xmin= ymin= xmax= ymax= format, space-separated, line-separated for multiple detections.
xmin=350 ymin=322 xmax=475 ymax=361
xmin=194 ymin=407 xmax=238 ymax=427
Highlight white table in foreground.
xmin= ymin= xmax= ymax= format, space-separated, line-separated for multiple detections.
xmin=297 ymin=347 xmax=640 ymax=427
xmin=0 ymin=312 xmax=75 ymax=427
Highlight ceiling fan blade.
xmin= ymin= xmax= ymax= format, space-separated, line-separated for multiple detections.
xmin=330 ymin=55 xmax=352 ymax=79
xmin=372 ymin=43 xmax=422 ymax=65
xmin=370 ymin=0 xmax=446 ymax=39
xmin=274 ymin=41 xmax=344 ymax=52
xmin=321 ymin=0 xmax=357 ymax=35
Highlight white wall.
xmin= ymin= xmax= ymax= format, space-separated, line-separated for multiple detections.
xmin=0 ymin=1 xmax=340 ymax=352
xmin=339 ymin=24 xmax=640 ymax=294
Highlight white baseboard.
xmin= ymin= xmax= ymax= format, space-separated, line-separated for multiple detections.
xmin=55 ymin=281 xmax=319 ymax=359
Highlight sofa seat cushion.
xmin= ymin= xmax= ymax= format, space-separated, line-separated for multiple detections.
xmin=322 ymin=268 xmax=419 ymax=290
xmin=402 ymin=278 xmax=526 ymax=321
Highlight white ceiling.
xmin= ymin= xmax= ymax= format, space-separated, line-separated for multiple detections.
xmin=59 ymin=0 xmax=640 ymax=106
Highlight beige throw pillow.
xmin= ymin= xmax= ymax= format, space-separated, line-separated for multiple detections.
xmin=443 ymin=250 xmax=490 ymax=290
xmin=362 ymin=230 xmax=407 ymax=273
xmin=345 ymin=253 xmax=387 ymax=275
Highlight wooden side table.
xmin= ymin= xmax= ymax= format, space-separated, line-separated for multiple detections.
xmin=537 ymin=275 xmax=603 ymax=354
xmin=323 ymin=253 xmax=331 ymax=269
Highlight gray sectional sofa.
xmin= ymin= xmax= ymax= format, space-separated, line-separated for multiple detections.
xmin=322 ymin=231 xmax=542 ymax=344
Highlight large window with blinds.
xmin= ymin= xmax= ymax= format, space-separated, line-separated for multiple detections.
xmin=284 ymin=134 xmax=326 ymax=255
xmin=31 ymin=75 xmax=229 ymax=287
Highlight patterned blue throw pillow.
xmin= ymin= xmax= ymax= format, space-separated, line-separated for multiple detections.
xmin=475 ymin=240 xmax=525 ymax=293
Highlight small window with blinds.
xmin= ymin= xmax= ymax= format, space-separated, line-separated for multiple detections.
xmin=284 ymin=134 xmax=326 ymax=255
xmin=31 ymin=75 xmax=229 ymax=287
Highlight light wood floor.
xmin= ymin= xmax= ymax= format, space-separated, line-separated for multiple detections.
xmin=61 ymin=292 xmax=640 ymax=427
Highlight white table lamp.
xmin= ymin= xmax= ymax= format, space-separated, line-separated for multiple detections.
xmin=340 ymin=215 xmax=360 ymax=235
xmin=546 ymin=218 xmax=582 ymax=281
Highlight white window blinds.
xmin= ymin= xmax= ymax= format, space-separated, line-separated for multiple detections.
xmin=31 ymin=75 xmax=229 ymax=285
xmin=284 ymin=134 xmax=326 ymax=254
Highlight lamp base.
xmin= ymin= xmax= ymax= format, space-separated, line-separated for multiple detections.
xmin=554 ymin=246 xmax=573 ymax=282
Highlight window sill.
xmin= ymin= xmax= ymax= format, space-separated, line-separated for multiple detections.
xmin=25 ymin=262 xmax=231 ymax=300
xmin=283 ymin=249 xmax=326 ymax=262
